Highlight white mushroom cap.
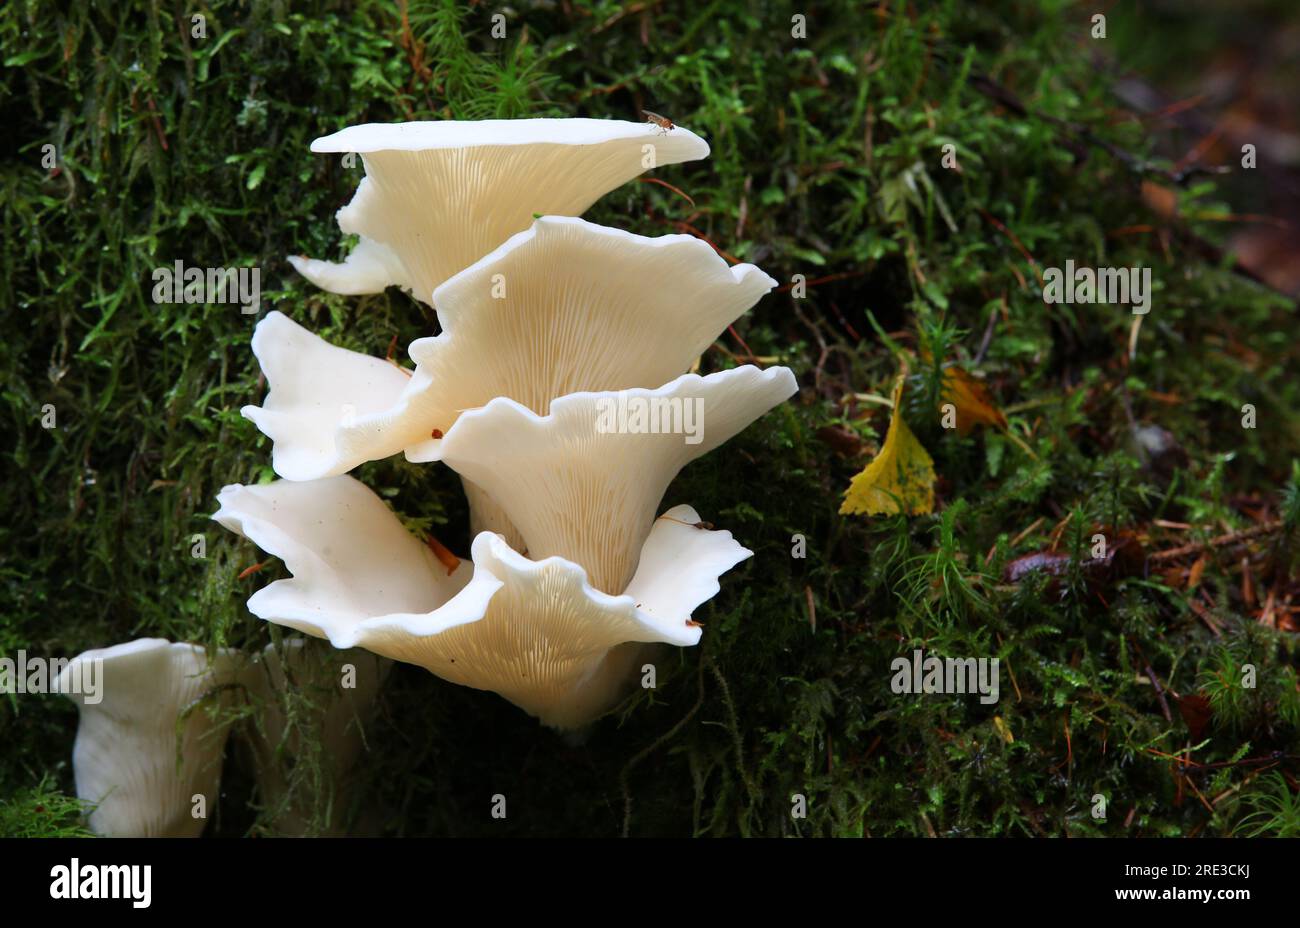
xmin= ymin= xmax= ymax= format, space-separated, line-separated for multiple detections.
xmin=288 ymin=237 xmax=413 ymax=296
xmin=402 ymin=216 xmax=777 ymax=462
xmin=245 ymin=639 xmax=390 ymax=835
xmin=56 ymin=638 xmax=243 ymax=838
xmin=214 ymin=476 xmax=750 ymax=728
xmin=212 ymin=475 xmax=476 ymax=643
xmin=239 ymin=312 xmax=413 ymax=484
xmin=291 ymin=118 xmax=710 ymax=302
xmin=245 ymin=217 xmax=775 ymax=482
xmin=438 ymin=365 xmax=798 ymax=593
xmin=417 ymin=520 xmax=747 ymax=728
xmin=309 ymin=119 xmax=707 ymax=154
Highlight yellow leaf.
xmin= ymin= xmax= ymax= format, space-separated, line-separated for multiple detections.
xmin=840 ymin=378 xmax=935 ymax=516
xmin=941 ymin=365 xmax=1006 ymax=435
xmin=992 ymin=715 xmax=1014 ymax=744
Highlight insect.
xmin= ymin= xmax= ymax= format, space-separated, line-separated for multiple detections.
xmin=642 ymin=110 xmax=675 ymax=134
xmin=430 ymin=428 xmax=444 ymax=439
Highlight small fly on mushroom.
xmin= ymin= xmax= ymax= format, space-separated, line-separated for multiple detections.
xmin=642 ymin=110 xmax=675 ymax=134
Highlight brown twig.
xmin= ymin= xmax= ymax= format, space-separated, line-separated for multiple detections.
xmin=237 ymin=560 xmax=269 ymax=580
xmin=593 ymin=0 xmax=659 ymax=34
xmin=1146 ymin=747 xmax=1295 ymax=773
xmin=976 ymin=208 xmax=1043 ymax=287
xmin=1185 ymin=597 xmax=1224 ymax=639
xmin=772 ymin=270 xmax=868 ymax=294
xmin=668 ymin=220 xmax=741 ymax=264
xmin=1149 ymin=521 xmax=1281 ymax=563
xmin=638 ymin=176 xmax=695 ymax=208
xmin=1128 ymin=637 xmax=1173 ymax=721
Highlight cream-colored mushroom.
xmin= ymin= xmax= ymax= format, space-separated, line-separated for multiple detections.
xmin=438 ymin=365 xmax=798 ymax=593
xmin=400 ymin=216 xmax=777 ymax=462
xmin=244 ymin=639 xmax=389 ymax=836
xmin=214 ymin=475 xmax=750 ymax=728
xmin=212 ymin=475 xmax=476 ymax=644
xmin=56 ymin=639 xmax=244 ymax=838
xmin=290 ymin=119 xmax=710 ymax=302
xmin=417 ymin=504 xmax=754 ymax=727
xmin=288 ymin=236 xmax=413 ymax=296
xmin=239 ymin=312 xmax=414 ymax=485
xmin=244 ymin=217 xmax=776 ymax=486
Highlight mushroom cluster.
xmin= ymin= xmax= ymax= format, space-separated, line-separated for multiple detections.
xmin=60 ymin=117 xmax=796 ymax=835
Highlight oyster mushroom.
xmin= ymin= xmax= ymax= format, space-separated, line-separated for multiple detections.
xmin=212 ymin=475 xmax=475 ymax=641
xmin=214 ymin=476 xmax=750 ymax=728
xmin=438 ymin=365 xmax=798 ymax=593
xmin=56 ymin=639 xmax=244 ymax=838
xmin=290 ymin=119 xmax=710 ymax=302
xmin=238 ymin=313 xmax=414 ymax=486
xmin=246 ymin=217 xmax=776 ymax=485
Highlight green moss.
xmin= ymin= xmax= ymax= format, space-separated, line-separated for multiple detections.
xmin=0 ymin=776 xmax=94 ymax=838
xmin=2 ymin=0 xmax=1296 ymax=836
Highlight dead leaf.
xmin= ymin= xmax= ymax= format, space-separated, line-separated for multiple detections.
xmin=1141 ymin=180 xmax=1179 ymax=221
xmin=840 ymin=377 xmax=935 ymax=517
xmin=816 ymin=424 xmax=866 ymax=457
xmin=1176 ymin=693 xmax=1213 ymax=742
xmin=941 ymin=365 xmax=1007 ymax=434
